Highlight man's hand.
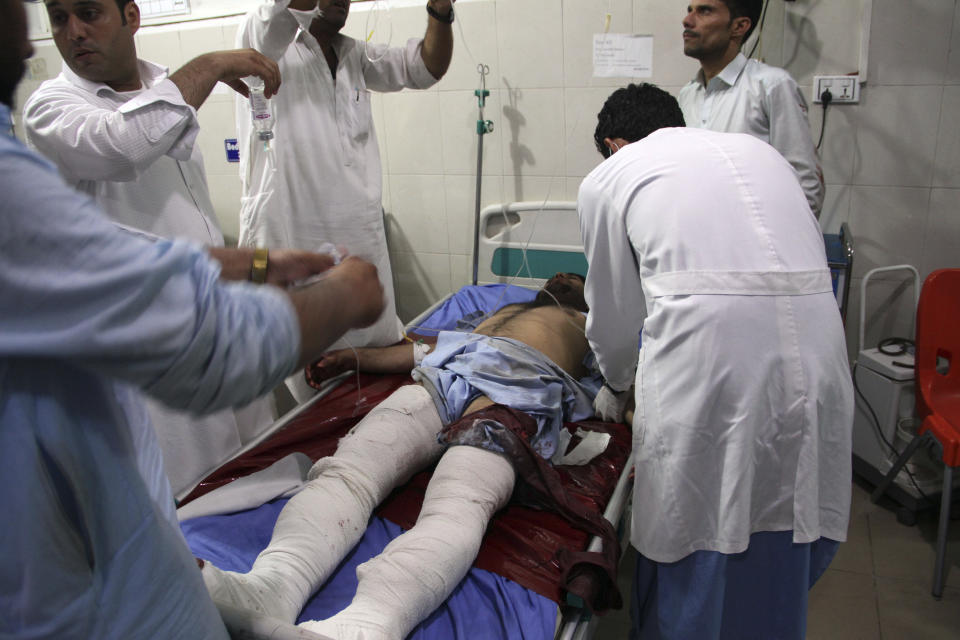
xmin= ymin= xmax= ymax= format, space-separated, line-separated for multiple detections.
xmin=330 ymin=256 xmax=385 ymax=329
xmin=266 ymin=249 xmax=338 ymax=287
xmin=594 ymin=384 xmax=630 ymax=423
xmin=205 ymin=49 xmax=282 ymax=98
xmin=306 ymin=349 xmax=356 ymax=385
xmin=289 ymin=256 xmax=385 ymax=369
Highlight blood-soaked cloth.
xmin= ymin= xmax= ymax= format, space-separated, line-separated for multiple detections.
xmin=438 ymin=404 xmax=623 ymax=614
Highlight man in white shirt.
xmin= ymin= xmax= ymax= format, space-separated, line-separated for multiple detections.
xmin=24 ymin=0 xmax=286 ymax=498
xmin=677 ymin=0 xmax=824 ymax=218
xmin=236 ymin=0 xmax=454 ymax=402
xmin=581 ymin=83 xmax=853 ymax=639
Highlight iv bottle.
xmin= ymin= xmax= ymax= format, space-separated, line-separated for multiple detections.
xmin=245 ymin=76 xmax=274 ymax=145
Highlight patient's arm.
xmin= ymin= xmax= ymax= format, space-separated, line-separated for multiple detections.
xmin=308 ymin=340 xmax=435 ymax=381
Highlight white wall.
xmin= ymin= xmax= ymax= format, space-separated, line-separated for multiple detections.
xmin=15 ymin=0 xmax=960 ymax=350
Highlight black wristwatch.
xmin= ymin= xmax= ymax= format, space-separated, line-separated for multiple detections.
xmin=426 ymin=3 xmax=454 ymax=24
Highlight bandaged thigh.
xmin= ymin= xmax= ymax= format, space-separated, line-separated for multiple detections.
xmin=329 ymin=445 xmax=516 ymax=638
xmin=307 ymin=384 xmax=444 ymax=501
xmin=251 ymin=385 xmax=444 ymax=610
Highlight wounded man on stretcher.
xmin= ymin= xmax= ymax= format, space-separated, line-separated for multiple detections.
xmin=200 ymin=273 xmax=625 ymax=640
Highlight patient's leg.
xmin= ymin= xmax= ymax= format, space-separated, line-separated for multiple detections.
xmin=202 ymin=384 xmax=444 ymax=623
xmin=300 ymin=445 xmax=516 ymax=640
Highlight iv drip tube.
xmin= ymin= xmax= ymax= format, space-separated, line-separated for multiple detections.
xmin=472 ymin=63 xmax=494 ymax=286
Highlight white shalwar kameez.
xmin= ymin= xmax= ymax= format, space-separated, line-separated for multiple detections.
xmin=237 ymin=0 xmax=438 ymax=350
xmin=24 ymin=61 xmax=275 ymax=497
xmin=578 ymin=128 xmax=853 ymax=636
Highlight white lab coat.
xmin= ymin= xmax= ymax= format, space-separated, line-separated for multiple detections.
xmin=237 ymin=0 xmax=438 ymax=348
xmin=578 ymin=128 xmax=853 ymax=563
xmin=24 ymin=61 xmax=275 ymax=498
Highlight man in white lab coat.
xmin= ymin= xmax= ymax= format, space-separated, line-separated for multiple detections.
xmin=236 ymin=0 xmax=454 ymax=401
xmin=678 ymin=0 xmax=824 ymax=218
xmin=579 ymin=83 xmax=853 ymax=639
xmin=24 ymin=0 xmax=286 ymax=497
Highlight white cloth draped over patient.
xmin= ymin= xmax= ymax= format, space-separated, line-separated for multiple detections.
xmin=412 ymin=332 xmax=600 ymax=461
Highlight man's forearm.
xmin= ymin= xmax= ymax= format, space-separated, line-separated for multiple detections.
xmin=421 ymin=2 xmax=454 ymax=79
xmin=23 ymin=90 xmax=192 ymax=182
xmin=767 ymin=79 xmax=824 ymax=217
xmin=208 ymin=247 xmax=256 ymax=282
xmin=169 ymin=55 xmax=223 ymax=111
xmin=354 ymin=342 xmax=426 ymax=373
xmin=170 ymin=50 xmax=282 ymax=110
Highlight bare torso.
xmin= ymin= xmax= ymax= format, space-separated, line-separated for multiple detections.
xmin=463 ymin=303 xmax=591 ymax=415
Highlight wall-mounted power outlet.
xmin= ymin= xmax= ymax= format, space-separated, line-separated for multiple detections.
xmin=813 ymin=75 xmax=860 ymax=104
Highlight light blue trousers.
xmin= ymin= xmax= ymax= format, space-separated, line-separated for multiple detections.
xmin=631 ymin=531 xmax=839 ymax=640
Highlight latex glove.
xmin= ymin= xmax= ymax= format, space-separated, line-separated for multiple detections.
xmin=594 ymin=384 xmax=629 ymax=423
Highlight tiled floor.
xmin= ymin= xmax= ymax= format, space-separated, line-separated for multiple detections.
xmin=592 ymin=477 xmax=960 ymax=639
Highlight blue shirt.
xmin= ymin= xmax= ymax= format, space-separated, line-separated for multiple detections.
xmin=0 ymin=104 xmax=300 ymax=638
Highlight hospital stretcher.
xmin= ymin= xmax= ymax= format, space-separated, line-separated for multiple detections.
xmin=177 ymin=203 xmax=637 ymax=640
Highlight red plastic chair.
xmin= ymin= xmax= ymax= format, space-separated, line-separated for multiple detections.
xmin=872 ymin=268 xmax=960 ymax=598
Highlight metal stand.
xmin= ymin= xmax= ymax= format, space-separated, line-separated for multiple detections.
xmin=933 ymin=464 xmax=954 ymax=599
xmin=870 ymin=431 xmax=935 ymax=505
xmin=471 ymin=63 xmax=494 ymax=286
xmin=872 ymin=429 xmax=955 ymax=599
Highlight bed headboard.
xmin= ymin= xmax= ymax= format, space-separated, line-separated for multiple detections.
xmin=475 ymin=201 xmax=587 ymax=288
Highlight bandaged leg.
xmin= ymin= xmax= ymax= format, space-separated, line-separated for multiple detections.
xmin=300 ymin=445 xmax=516 ymax=640
xmin=202 ymin=385 xmax=444 ymax=624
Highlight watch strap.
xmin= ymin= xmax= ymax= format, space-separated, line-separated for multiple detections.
xmin=426 ymin=3 xmax=454 ymax=24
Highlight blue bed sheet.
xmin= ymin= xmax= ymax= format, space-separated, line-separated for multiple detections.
xmin=181 ymin=284 xmax=557 ymax=639
xmin=182 ymin=502 xmax=555 ymax=639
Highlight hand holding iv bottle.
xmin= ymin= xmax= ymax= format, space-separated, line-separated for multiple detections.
xmin=245 ymin=76 xmax=275 ymax=150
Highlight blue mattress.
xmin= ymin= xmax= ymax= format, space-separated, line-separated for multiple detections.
xmin=181 ymin=284 xmax=557 ymax=639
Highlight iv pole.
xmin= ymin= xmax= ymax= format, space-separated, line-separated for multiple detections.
xmin=471 ymin=64 xmax=494 ymax=286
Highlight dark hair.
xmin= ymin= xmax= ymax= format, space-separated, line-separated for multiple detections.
xmin=532 ymin=272 xmax=589 ymax=312
xmin=593 ymin=83 xmax=685 ymax=157
xmin=719 ymin=0 xmax=763 ymax=43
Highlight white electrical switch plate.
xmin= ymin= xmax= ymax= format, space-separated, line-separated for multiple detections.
xmin=813 ymin=75 xmax=860 ymax=104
